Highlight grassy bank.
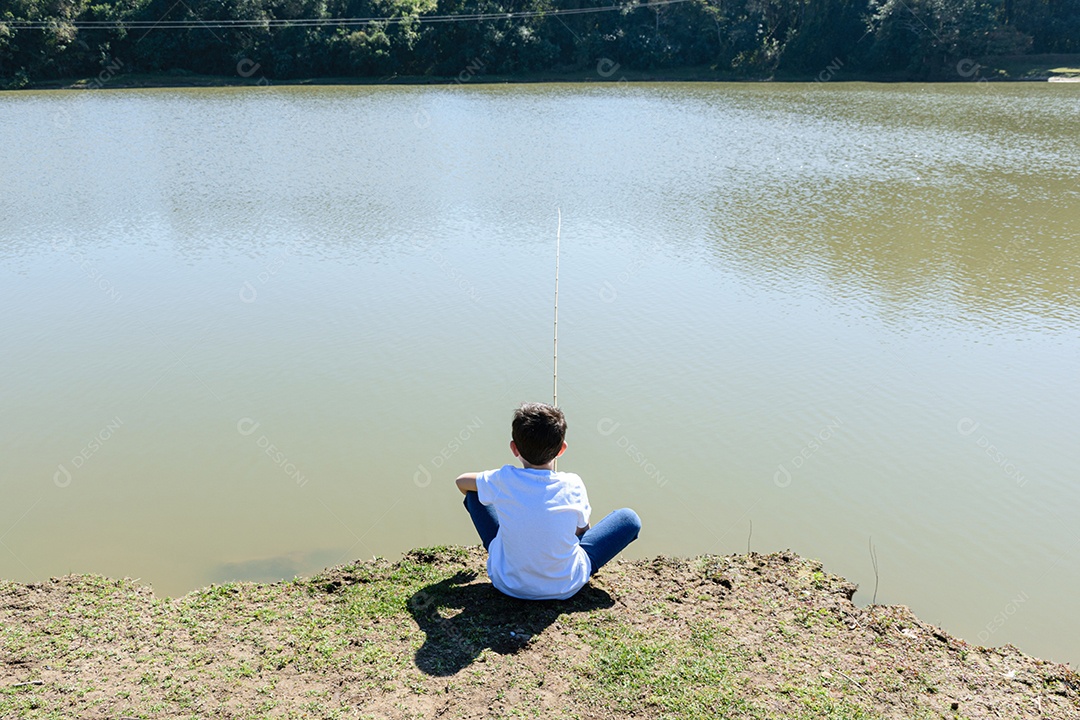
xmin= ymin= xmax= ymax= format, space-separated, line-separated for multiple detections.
xmin=1 ymin=545 xmax=1077 ymax=719
xmin=23 ymin=65 xmax=748 ymax=90
xmin=976 ymin=54 xmax=1080 ymax=80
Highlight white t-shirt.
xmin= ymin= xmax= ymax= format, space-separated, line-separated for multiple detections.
xmin=475 ymin=464 xmax=592 ymax=600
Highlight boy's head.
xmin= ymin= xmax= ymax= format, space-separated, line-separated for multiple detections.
xmin=511 ymin=403 xmax=567 ymax=466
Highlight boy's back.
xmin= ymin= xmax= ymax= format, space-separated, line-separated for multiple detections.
xmin=475 ymin=464 xmax=591 ymax=600
xmin=456 ymin=402 xmax=641 ymax=601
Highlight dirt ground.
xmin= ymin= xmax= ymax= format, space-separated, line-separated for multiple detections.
xmin=2 ymin=546 xmax=1077 ymax=719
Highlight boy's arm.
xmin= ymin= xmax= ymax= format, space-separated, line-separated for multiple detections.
xmin=576 ymin=482 xmax=591 ymax=536
xmin=455 ymin=473 xmax=479 ymax=495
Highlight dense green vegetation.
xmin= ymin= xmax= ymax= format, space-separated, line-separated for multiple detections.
xmin=1 ymin=0 xmax=1078 ymax=87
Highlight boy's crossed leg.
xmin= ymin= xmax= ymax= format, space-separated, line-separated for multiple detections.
xmin=578 ymin=508 xmax=641 ymax=574
xmin=462 ymin=491 xmax=640 ymax=576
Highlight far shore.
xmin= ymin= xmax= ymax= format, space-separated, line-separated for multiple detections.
xmin=8 ymin=54 xmax=1080 ymax=92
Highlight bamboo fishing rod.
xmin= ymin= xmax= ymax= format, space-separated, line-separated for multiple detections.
xmin=553 ymin=208 xmax=561 ymax=472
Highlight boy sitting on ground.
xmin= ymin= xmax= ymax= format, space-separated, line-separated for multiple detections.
xmin=455 ymin=402 xmax=641 ymax=600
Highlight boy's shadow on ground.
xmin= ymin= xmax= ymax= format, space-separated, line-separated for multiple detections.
xmin=407 ymin=570 xmax=614 ymax=676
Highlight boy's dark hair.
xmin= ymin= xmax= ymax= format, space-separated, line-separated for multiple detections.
xmin=512 ymin=403 xmax=567 ymax=466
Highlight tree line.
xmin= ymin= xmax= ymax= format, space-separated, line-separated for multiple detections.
xmin=1 ymin=0 xmax=1077 ymax=88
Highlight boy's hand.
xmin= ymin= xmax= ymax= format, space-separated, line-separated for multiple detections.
xmin=455 ymin=473 xmax=478 ymax=495
xmin=576 ymin=523 xmax=590 ymax=537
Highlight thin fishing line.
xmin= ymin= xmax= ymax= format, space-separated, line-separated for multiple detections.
xmin=6 ymin=0 xmax=693 ymax=31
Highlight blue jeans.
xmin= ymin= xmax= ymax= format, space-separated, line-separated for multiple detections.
xmin=462 ymin=491 xmax=641 ymax=576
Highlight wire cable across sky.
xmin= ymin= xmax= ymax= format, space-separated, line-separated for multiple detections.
xmin=5 ymin=0 xmax=694 ymax=31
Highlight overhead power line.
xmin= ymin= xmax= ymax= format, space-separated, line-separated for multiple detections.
xmin=4 ymin=0 xmax=694 ymax=31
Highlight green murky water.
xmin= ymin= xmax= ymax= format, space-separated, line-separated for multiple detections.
xmin=1 ymin=81 xmax=1077 ymax=663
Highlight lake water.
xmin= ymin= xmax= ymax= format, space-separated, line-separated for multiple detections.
xmin=1 ymin=82 xmax=1077 ymax=665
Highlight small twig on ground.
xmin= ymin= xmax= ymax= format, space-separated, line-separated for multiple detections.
xmin=747 ymin=519 xmax=753 ymax=555
xmin=10 ymin=680 xmax=44 ymax=688
xmin=834 ymin=668 xmax=874 ymax=699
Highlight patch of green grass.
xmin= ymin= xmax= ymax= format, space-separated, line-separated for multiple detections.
xmin=0 ymin=685 xmax=49 ymax=717
xmin=570 ymin=617 xmax=758 ymax=718
xmin=409 ymin=545 xmax=470 ymax=562
xmin=331 ymin=560 xmax=456 ymax=622
xmin=778 ymin=683 xmax=882 ymax=720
